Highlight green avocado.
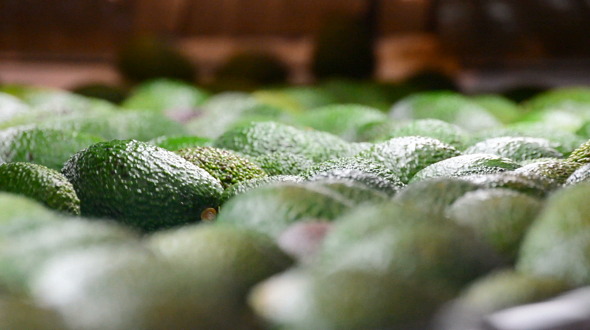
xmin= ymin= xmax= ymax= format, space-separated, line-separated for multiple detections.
xmin=250 ymin=152 xmax=313 ymax=176
xmin=62 ymin=140 xmax=223 ymax=232
xmin=383 ymin=118 xmax=470 ymax=150
xmin=176 ymin=146 xmax=267 ymax=189
xmin=514 ymin=159 xmax=580 ymax=184
xmin=0 ymin=126 xmax=103 ymax=171
xmin=0 ymin=162 xmax=80 ymax=214
xmin=411 ymin=154 xmax=521 ymax=182
xmin=295 ymin=104 xmax=387 ymax=141
xmin=356 ymin=136 xmax=461 ymax=183
xmin=517 ymin=182 xmax=590 ymax=286
xmin=213 ymin=121 xmax=351 ymax=162
xmin=464 ymin=137 xmax=563 ymax=162
xmin=447 ymin=189 xmax=543 ymax=262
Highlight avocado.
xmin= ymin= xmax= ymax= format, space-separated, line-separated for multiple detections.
xmin=295 ymin=104 xmax=387 ymax=141
xmin=514 ymin=159 xmax=580 ymax=184
xmin=122 ymin=78 xmax=209 ymax=112
xmin=0 ymin=192 xmax=61 ymax=236
xmin=470 ymin=94 xmax=521 ymax=124
xmin=523 ymin=87 xmax=590 ymax=112
xmin=317 ymin=205 xmax=503 ymax=292
xmin=305 ymin=178 xmax=389 ymax=205
xmin=216 ymin=182 xmax=353 ymax=238
xmin=436 ymin=270 xmax=571 ymax=330
xmin=464 ymin=137 xmax=563 ymax=162
xmin=0 ymin=296 xmax=67 ymax=330
xmin=307 ymin=168 xmax=401 ymax=197
xmin=0 ymin=162 xmax=80 ymax=214
xmin=389 ymin=91 xmax=502 ymax=131
xmin=0 ymin=126 xmax=103 ymax=171
xmin=185 ymin=92 xmax=295 ymax=139
xmin=0 ymin=218 xmax=138 ymax=294
xmin=213 ymin=121 xmax=352 ymax=162
xmin=383 ymin=118 xmax=470 ymax=150
xmin=176 ymin=146 xmax=267 ymax=189
xmin=221 ymin=175 xmax=304 ymax=203
xmin=354 ymin=120 xmax=398 ymax=142
xmin=303 ymin=156 xmax=404 ymax=192
xmin=447 ymin=189 xmax=543 ymax=262
xmin=395 ymin=177 xmax=480 ymax=217
xmin=31 ymin=243 xmax=260 ymax=330
xmin=0 ymin=92 xmax=30 ymax=125
xmin=460 ymin=172 xmax=559 ymax=198
xmin=518 ymin=182 xmax=590 ymax=286
xmin=317 ymin=79 xmax=392 ymax=110
xmin=250 ymin=152 xmax=313 ymax=176
xmin=356 ymin=136 xmax=461 ymax=183
xmin=567 ymin=138 xmax=590 ymax=163
xmin=411 ymin=154 xmax=521 ymax=182
xmin=565 ymin=163 xmax=590 ymax=185
xmin=40 ymin=110 xmax=187 ymax=141
xmin=62 ymin=139 xmax=223 ymax=232
xmin=472 ymin=123 xmax=585 ymax=156
xmin=149 ymin=224 xmax=293 ymax=295
xmin=275 ymin=85 xmax=336 ymax=110
xmin=148 ymin=135 xmax=211 ymax=151
xmin=260 ymin=269 xmax=452 ymax=330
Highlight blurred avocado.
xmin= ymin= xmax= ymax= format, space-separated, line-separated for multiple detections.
xmin=116 ymin=35 xmax=196 ymax=83
xmin=71 ymin=83 xmax=128 ymax=105
xmin=311 ymin=16 xmax=376 ymax=80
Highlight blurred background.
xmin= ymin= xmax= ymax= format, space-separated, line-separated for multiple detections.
xmin=1 ymin=0 xmax=590 ymax=93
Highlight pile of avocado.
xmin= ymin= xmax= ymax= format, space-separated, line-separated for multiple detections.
xmin=2 ymin=79 xmax=590 ymax=329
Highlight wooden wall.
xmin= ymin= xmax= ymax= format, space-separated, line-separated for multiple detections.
xmin=0 ymin=0 xmax=429 ymax=56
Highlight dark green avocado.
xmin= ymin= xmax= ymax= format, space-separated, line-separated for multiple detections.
xmin=0 ymin=162 xmax=80 ymax=215
xmin=62 ymin=140 xmax=223 ymax=232
xmin=176 ymin=146 xmax=267 ymax=189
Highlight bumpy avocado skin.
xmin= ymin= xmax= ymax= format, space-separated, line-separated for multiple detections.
xmin=0 ymin=162 xmax=80 ymax=215
xmin=568 ymin=139 xmax=590 ymax=164
xmin=213 ymin=121 xmax=351 ymax=162
xmin=464 ymin=137 xmax=563 ymax=162
xmin=176 ymin=147 xmax=266 ymax=189
xmin=0 ymin=127 xmax=103 ymax=171
xmin=251 ymin=152 xmax=313 ymax=176
xmin=357 ymin=136 xmax=461 ymax=183
xmin=62 ymin=140 xmax=223 ymax=232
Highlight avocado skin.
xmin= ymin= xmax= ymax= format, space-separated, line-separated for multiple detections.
xmin=62 ymin=140 xmax=223 ymax=232
xmin=0 ymin=162 xmax=80 ymax=215
xmin=213 ymin=121 xmax=351 ymax=162
xmin=0 ymin=127 xmax=103 ymax=171
xmin=176 ymin=147 xmax=267 ymax=189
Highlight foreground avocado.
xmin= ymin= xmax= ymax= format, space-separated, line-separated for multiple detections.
xmin=446 ymin=189 xmax=543 ymax=262
xmin=216 ymin=182 xmax=353 ymax=238
xmin=436 ymin=269 xmax=571 ymax=330
xmin=62 ymin=140 xmax=223 ymax=232
xmin=0 ymin=162 xmax=80 ymax=214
